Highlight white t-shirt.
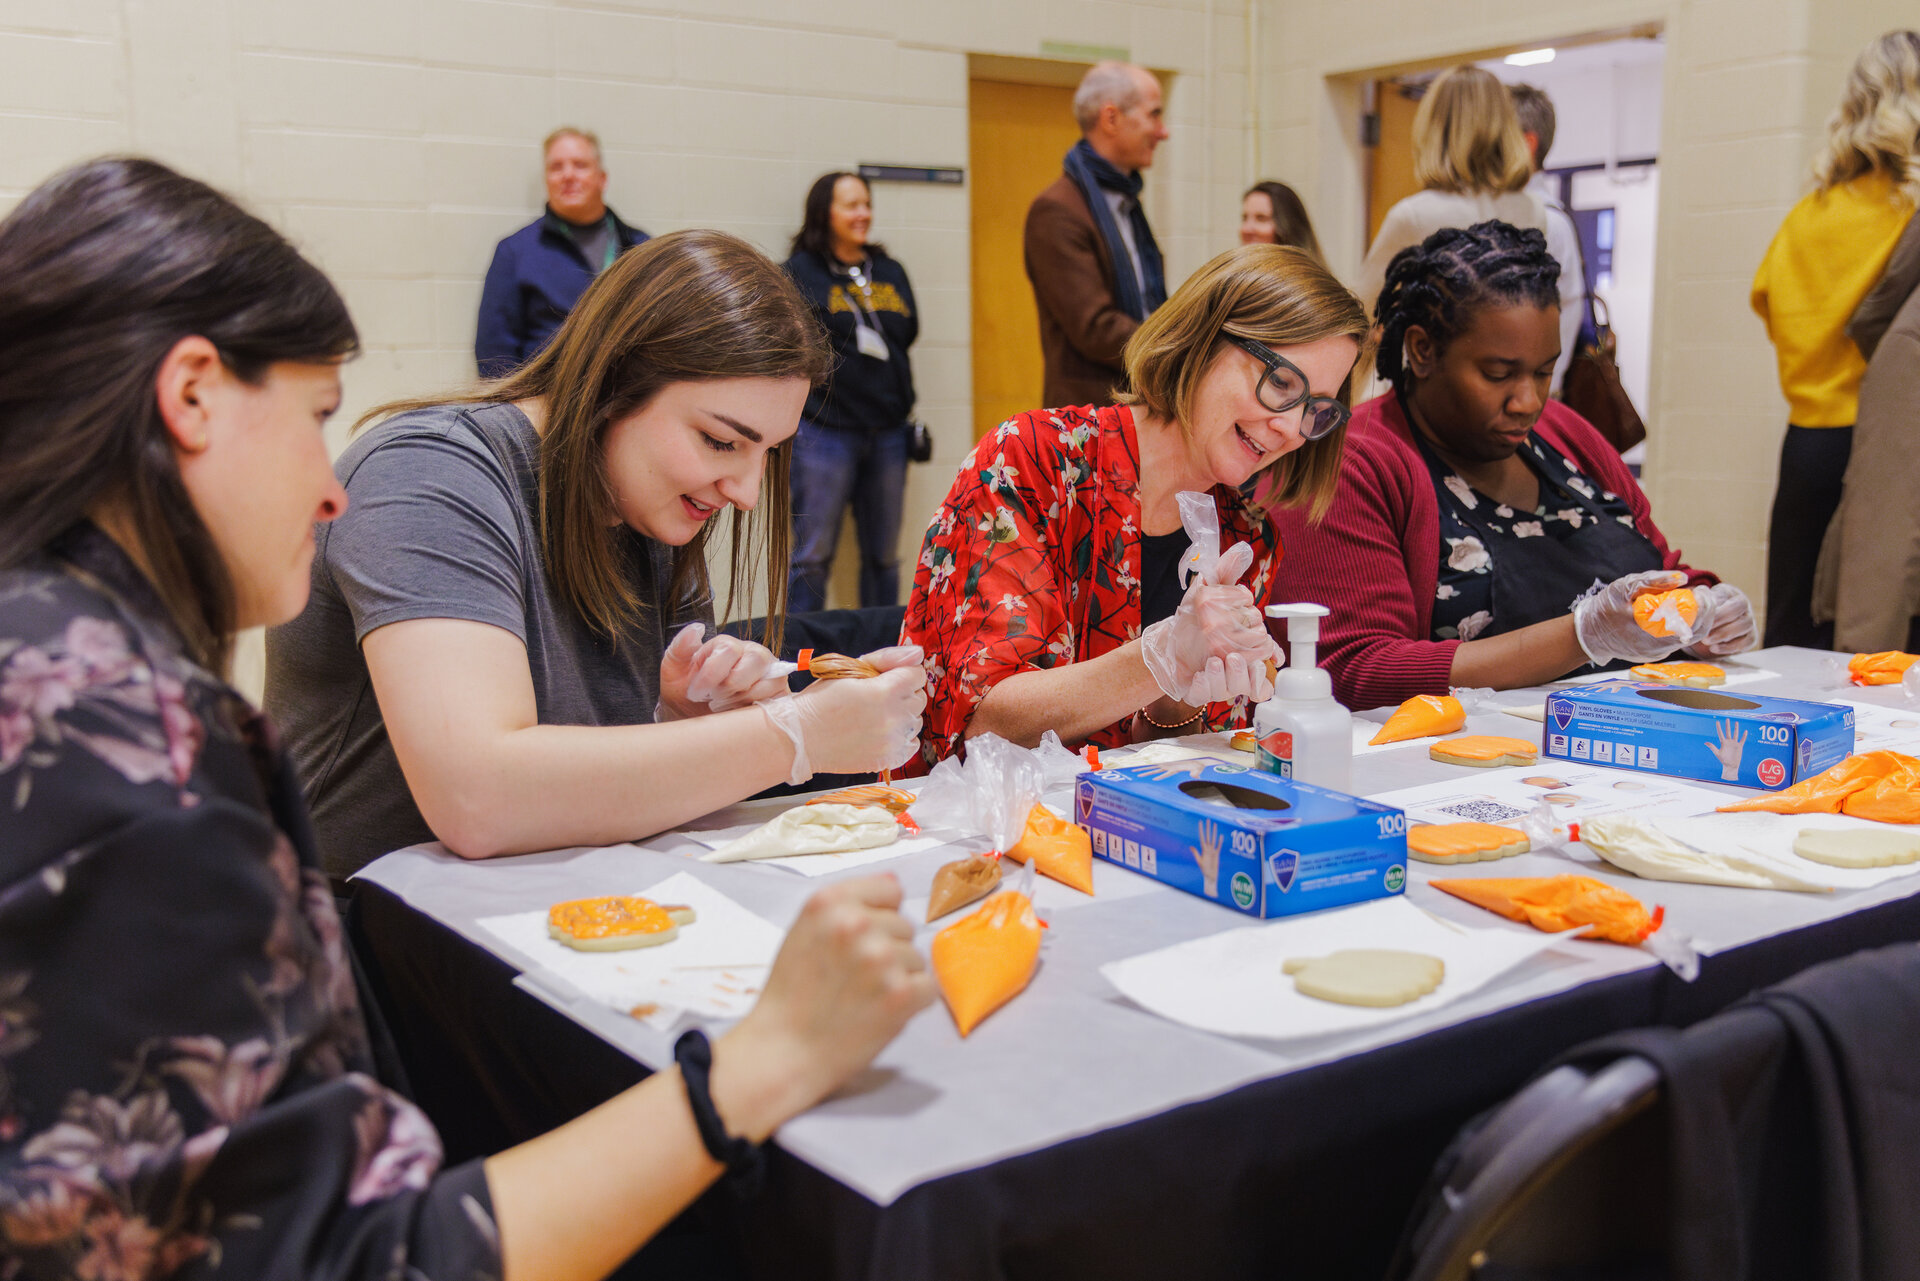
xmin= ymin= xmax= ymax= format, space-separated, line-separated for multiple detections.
xmin=1355 ymin=188 xmax=1549 ymax=322
xmin=1531 ymin=174 xmax=1587 ymax=394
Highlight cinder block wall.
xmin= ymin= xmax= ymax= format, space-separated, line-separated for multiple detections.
xmin=0 ymin=0 xmax=1259 ymax=505
xmin=5 ymin=0 xmax=1910 ymax=696
xmin=0 ymin=0 xmax=1260 ymax=692
xmin=1259 ymin=0 xmax=1917 ymax=612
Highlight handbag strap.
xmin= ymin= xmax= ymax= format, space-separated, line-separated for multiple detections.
xmin=1582 ymin=291 xmax=1617 ymax=359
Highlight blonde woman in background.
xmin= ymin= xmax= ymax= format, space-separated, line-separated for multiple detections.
xmin=1355 ymin=65 xmax=1546 ymax=322
xmin=1752 ymin=29 xmax=1920 ymax=649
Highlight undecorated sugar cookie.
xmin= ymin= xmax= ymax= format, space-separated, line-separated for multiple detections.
xmin=1791 ymin=827 xmax=1920 ymax=869
xmin=1429 ymin=735 xmax=1539 ymax=767
xmin=1408 ymin=821 xmax=1531 ymax=864
xmin=1282 ymin=949 xmax=1446 ymax=1007
xmin=548 ymin=896 xmax=697 ymax=951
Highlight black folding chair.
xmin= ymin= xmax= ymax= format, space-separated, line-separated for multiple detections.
xmin=1389 ymin=1056 xmax=1666 ymax=1281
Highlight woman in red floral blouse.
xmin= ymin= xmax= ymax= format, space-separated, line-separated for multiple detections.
xmin=905 ymin=244 xmax=1369 ymax=764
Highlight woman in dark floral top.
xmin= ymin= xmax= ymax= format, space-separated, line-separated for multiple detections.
xmin=1267 ymin=222 xmax=1759 ymax=709
xmin=0 ymin=159 xmax=932 ymax=1281
xmin=904 ymin=244 xmax=1368 ymax=764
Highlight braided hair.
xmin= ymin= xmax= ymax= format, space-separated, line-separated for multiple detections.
xmin=1374 ymin=220 xmax=1561 ymax=402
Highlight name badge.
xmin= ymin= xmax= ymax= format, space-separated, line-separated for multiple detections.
xmin=854 ymin=321 xmax=890 ymax=361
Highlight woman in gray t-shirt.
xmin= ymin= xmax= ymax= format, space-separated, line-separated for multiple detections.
xmin=266 ymin=230 xmax=927 ymax=877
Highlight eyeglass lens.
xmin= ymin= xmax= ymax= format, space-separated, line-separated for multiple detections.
xmin=1302 ymin=400 xmax=1345 ymax=440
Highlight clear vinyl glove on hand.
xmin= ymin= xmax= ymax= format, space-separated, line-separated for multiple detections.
xmin=1682 ymin=582 xmax=1759 ymax=658
xmin=1137 ymin=491 xmax=1283 ymax=707
xmin=656 ymin=623 xmax=792 ymax=720
xmin=759 ymin=646 xmax=928 ymax=785
xmin=1570 ymin=570 xmax=1713 ymax=667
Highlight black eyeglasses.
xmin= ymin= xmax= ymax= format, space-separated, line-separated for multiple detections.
xmin=1225 ymin=335 xmax=1350 ymax=441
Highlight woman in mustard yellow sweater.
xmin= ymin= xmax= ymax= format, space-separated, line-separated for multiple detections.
xmin=1753 ymin=29 xmax=1919 ymax=648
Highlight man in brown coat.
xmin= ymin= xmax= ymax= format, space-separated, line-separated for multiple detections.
xmin=1024 ymin=62 xmax=1169 ymax=408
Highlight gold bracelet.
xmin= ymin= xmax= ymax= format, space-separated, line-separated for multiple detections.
xmin=1138 ymin=702 xmax=1205 ymax=730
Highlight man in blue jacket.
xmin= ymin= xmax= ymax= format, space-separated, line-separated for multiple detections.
xmin=474 ymin=127 xmax=648 ymax=376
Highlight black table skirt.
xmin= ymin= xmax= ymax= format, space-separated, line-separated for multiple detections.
xmin=351 ymin=880 xmax=1920 ymax=1280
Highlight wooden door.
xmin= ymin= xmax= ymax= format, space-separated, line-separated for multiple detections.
xmin=1367 ymin=79 xmax=1423 ymax=246
xmin=968 ymin=78 xmax=1084 ymax=441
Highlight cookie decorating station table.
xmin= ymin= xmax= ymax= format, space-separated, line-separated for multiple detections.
xmin=350 ymin=647 xmax=1920 ymax=1280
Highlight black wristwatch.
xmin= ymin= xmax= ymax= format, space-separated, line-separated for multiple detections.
xmin=673 ymin=1029 xmax=767 ymax=1197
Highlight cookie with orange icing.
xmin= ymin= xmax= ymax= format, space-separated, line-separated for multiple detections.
xmin=1369 ymin=694 xmax=1465 ymax=745
xmin=1632 ymin=588 xmax=1700 ymax=638
xmin=1627 ymin=661 xmax=1725 ymax=687
xmin=1407 ymin=821 xmax=1531 ymax=864
xmin=807 ymin=784 xmax=916 ymax=815
xmin=548 ymin=896 xmax=697 ymax=951
xmin=1428 ymin=735 xmax=1539 ymax=767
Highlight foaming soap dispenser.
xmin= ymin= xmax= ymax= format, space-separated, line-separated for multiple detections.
xmin=1255 ymin=603 xmax=1353 ymax=793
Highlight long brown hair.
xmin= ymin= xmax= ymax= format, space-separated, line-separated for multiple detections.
xmin=362 ymin=229 xmax=829 ymax=651
xmin=0 ymin=158 xmax=358 ymax=674
xmin=1119 ymin=243 xmax=1369 ymax=522
xmin=1244 ymin=181 xmax=1324 ymax=262
xmin=791 ymin=171 xmax=887 ymax=261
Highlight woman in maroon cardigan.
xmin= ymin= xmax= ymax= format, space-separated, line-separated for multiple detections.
xmin=1272 ymin=222 xmax=1758 ymax=711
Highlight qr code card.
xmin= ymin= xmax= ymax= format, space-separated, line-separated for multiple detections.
xmin=1373 ymin=765 xmax=1727 ymax=831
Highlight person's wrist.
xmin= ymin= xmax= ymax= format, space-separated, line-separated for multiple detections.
xmin=709 ymin=1021 xmax=830 ymax=1144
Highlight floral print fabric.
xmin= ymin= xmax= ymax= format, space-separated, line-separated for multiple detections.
xmin=1423 ymin=434 xmax=1644 ymax=642
xmin=0 ymin=525 xmax=498 ymax=1280
xmin=902 ymin=404 xmax=1281 ymax=765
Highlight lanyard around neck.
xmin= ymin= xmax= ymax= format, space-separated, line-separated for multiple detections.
xmin=839 ymin=259 xmax=880 ymax=324
xmin=598 ymin=215 xmax=618 ymax=272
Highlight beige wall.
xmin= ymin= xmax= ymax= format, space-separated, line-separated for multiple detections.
xmin=0 ymin=0 xmax=1260 ymax=579
xmin=4 ymin=0 xmax=1912 ymax=685
xmin=0 ymin=0 xmax=1263 ymax=693
xmin=1256 ymin=0 xmax=1916 ymax=611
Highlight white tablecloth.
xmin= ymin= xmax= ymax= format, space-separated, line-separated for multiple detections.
xmin=357 ymin=647 xmax=1920 ymax=1205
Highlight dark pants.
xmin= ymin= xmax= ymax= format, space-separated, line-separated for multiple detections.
xmin=788 ymin=418 xmax=911 ymax=612
xmin=1765 ymin=424 xmax=1852 ymax=650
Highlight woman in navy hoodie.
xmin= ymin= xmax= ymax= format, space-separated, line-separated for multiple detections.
xmin=783 ymin=172 xmax=920 ymax=611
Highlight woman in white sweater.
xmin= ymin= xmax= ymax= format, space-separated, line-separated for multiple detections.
xmin=1357 ymin=65 xmax=1547 ymax=319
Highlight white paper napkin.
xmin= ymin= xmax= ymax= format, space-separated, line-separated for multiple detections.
xmin=1349 ymin=719 xmax=1437 ymax=755
xmin=680 ymin=819 xmax=947 ymax=876
xmin=477 ymin=872 xmax=782 ymax=1028
xmin=1100 ymin=895 xmax=1566 ymax=1041
xmin=1832 ymin=699 xmax=1920 ymax=755
xmin=1663 ymin=812 xmax=1920 ymax=891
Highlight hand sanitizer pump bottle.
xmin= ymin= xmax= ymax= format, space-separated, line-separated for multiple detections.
xmin=1254 ymin=603 xmax=1353 ymax=793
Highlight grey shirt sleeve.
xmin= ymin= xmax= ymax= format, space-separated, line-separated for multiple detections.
xmin=325 ymin=426 xmax=530 ymax=644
